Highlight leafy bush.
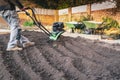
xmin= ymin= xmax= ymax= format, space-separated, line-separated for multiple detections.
xmin=23 ymin=21 xmax=34 ymax=27
xmin=102 ymin=17 xmax=120 ymax=39
xmin=102 ymin=17 xmax=120 ymax=29
xmin=78 ymin=15 xmax=93 ymax=22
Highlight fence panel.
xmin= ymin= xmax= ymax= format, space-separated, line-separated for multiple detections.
xmin=91 ymin=1 xmax=116 ymax=11
xmin=18 ymin=8 xmax=55 ymax=25
xmin=72 ymin=5 xmax=87 ymax=13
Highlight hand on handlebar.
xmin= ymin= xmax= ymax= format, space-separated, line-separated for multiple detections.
xmin=17 ymin=7 xmax=30 ymax=12
xmin=20 ymin=7 xmax=29 ymax=11
xmin=20 ymin=7 xmax=26 ymax=11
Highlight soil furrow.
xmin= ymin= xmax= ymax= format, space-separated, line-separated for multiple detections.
xmin=65 ymin=40 xmax=120 ymax=67
xmin=22 ymin=47 xmax=66 ymax=80
xmin=63 ymin=38 xmax=120 ymax=79
xmin=0 ymin=31 xmax=120 ymax=80
xmin=12 ymin=51 xmax=42 ymax=80
xmin=90 ymin=44 xmax=120 ymax=58
xmin=65 ymin=39 xmax=110 ymax=63
xmin=2 ymin=51 xmax=41 ymax=80
xmin=51 ymin=44 xmax=77 ymax=58
xmin=0 ymin=53 xmax=15 ymax=80
xmin=76 ymin=37 xmax=120 ymax=58
xmin=48 ymin=43 xmax=112 ymax=80
xmin=40 ymin=45 xmax=89 ymax=80
xmin=64 ymin=41 xmax=105 ymax=64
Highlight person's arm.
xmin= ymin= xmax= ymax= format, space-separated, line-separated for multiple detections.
xmin=9 ymin=0 xmax=24 ymax=9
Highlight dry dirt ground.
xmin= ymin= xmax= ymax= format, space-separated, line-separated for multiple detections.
xmin=0 ymin=31 xmax=120 ymax=80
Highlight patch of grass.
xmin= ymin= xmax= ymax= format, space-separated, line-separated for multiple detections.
xmin=23 ymin=21 xmax=34 ymax=27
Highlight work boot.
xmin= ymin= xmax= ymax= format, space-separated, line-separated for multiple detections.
xmin=6 ymin=46 xmax=23 ymax=51
xmin=23 ymin=42 xmax=35 ymax=48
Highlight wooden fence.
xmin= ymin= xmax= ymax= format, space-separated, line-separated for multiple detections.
xmin=0 ymin=1 xmax=120 ymax=30
xmin=58 ymin=1 xmax=120 ymax=25
xmin=18 ymin=8 xmax=57 ymax=26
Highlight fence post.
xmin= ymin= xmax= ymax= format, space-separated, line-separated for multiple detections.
xmin=54 ymin=10 xmax=59 ymax=22
xmin=87 ymin=4 xmax=91 ymax=15
xmin=68 ymin=7 xmax=72 ymax=22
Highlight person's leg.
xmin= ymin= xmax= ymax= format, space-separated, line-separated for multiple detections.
xmin=2 ymin=10 xmax=33 ymax=50
xmin=2 ymin=10 xmax=20 ymax=49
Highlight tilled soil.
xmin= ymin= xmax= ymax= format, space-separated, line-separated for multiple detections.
xmin=0 ymin=31 xmax=120 ymax=80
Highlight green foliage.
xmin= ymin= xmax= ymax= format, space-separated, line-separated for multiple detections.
xmin=58 ymin=3 xmax=69 ymax=9
xmin=102 ymin=16 xmax=120 ymax=29
xmin=23 ymin=21 xmax=34 ymax=27
xmin=78 ymin=15 xmax=93 ymax=22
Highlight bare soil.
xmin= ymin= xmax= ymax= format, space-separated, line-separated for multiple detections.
xmin=0 ymin=31 xmax=120 ymax=80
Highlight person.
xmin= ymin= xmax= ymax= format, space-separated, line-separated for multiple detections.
xmin=0 ymin=0 xmax=35 ymax=51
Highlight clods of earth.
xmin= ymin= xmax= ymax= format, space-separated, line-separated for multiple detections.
xmin=0 ymin=31 xmax=120 ymax=80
